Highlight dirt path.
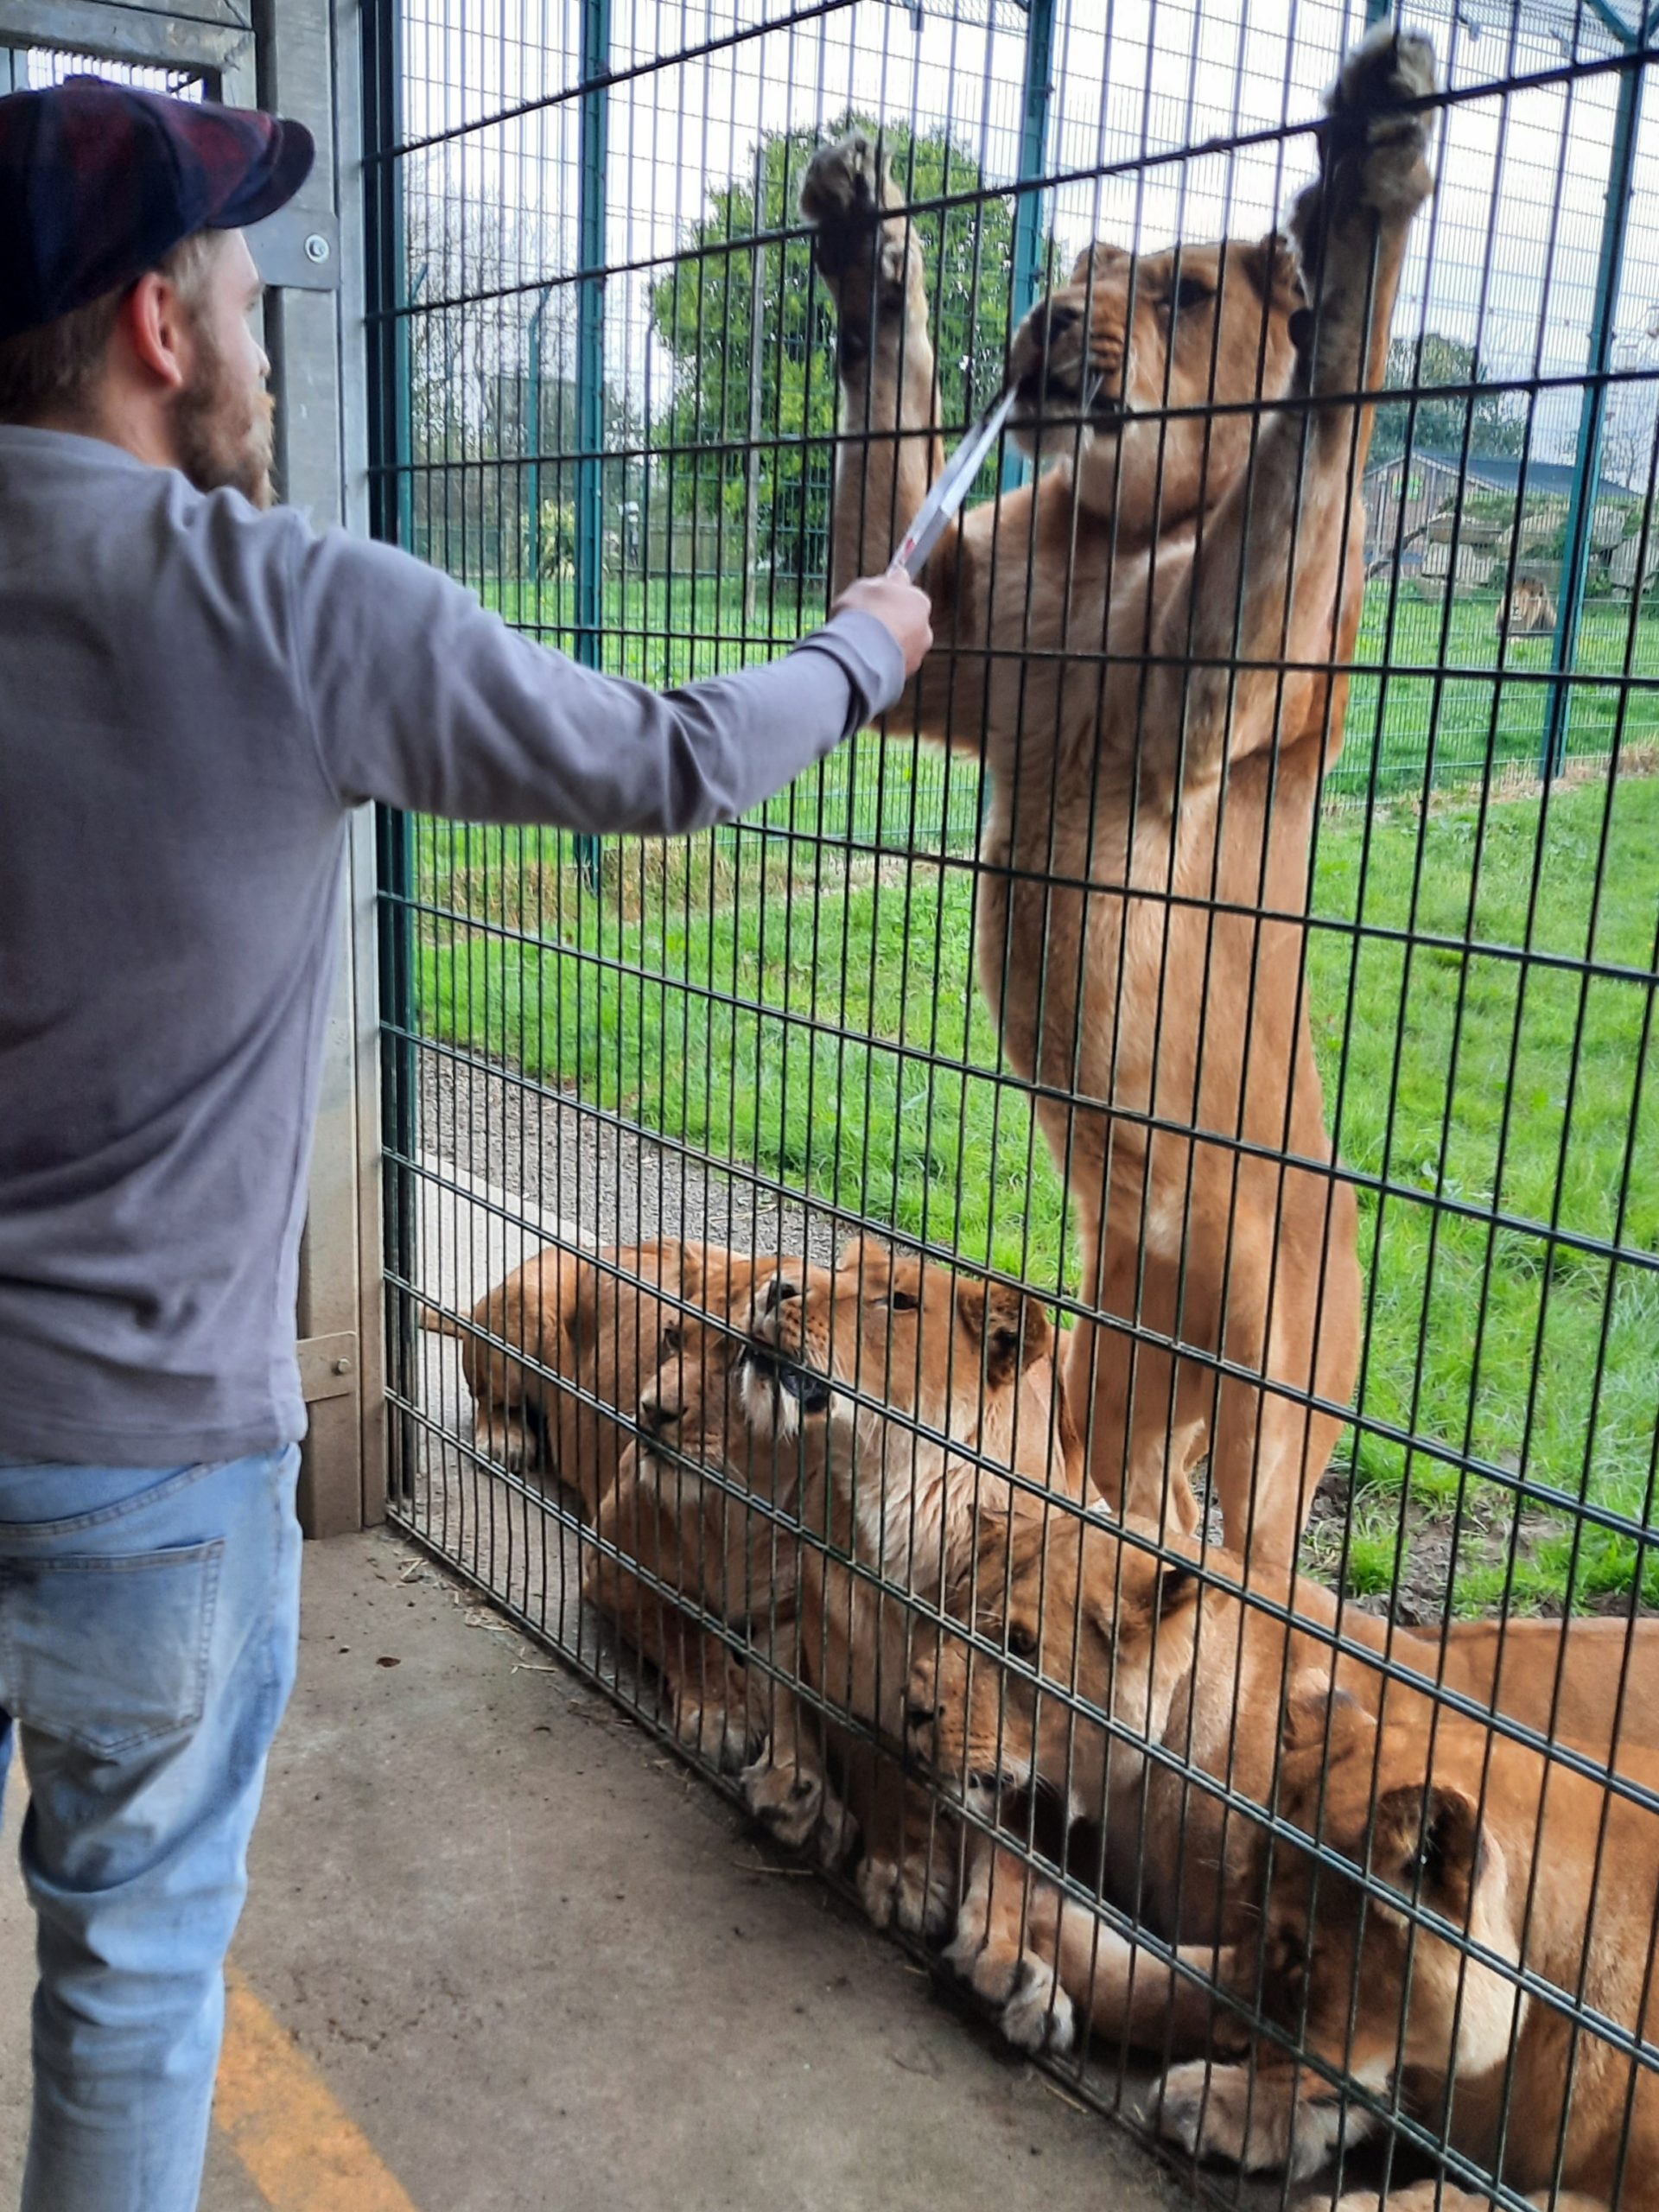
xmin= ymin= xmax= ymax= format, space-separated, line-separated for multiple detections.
xmin=419 ymin=1050 xmax=844 ymax=1265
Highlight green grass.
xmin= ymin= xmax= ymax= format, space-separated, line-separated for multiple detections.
xmin=1337 ymin=588 xmax=1659 ymax=799
xmin=1308 ymin=775 xmax=1659 ymax=1609
xmin=413 ymin=771 xmax=1659 ymax=1614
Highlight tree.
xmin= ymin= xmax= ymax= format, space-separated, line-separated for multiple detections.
xmin=648 ymin=119 xmax=1058 ymax=582
xmin=1370 ymin=332 xmax=1528 ymax=465
xmin=1599 ymin=327 xmax=1659 ymax=496
xmin=399 ymin=159 xmax=641 ymax=580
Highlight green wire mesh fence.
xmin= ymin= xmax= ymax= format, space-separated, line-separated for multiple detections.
xmin=370 ymin=1 xmax=1659 ymax=2203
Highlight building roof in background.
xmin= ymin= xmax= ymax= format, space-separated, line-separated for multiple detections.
xmin=1370 ymin=448 xmax=1637 ymax=504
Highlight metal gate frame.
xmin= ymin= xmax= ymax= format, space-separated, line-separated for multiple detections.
xmin=0 ymin=0 xmax=385 ymax=1539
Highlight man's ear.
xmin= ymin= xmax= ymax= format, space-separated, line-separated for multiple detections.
xmin=119 ymin=267 xmax=194 ymax=393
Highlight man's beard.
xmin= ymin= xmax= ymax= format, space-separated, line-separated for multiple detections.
xmin=172 ymin=326 xmax=276 ymax=510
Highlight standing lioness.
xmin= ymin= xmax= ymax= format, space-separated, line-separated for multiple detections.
xmin=804 ymin=26 xmax=1436 ymax=1560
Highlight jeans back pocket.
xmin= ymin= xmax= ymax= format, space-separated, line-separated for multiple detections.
xmin=0 ymin=1541 xmax=225 ymax=1758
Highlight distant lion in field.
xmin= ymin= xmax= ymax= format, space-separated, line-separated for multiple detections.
xmin=1501 ymin=572 xmax=1557 ymax=637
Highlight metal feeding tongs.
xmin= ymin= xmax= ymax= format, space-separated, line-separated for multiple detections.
xmin=887 ymin=380 xmax=1020 ymax=581
xmin=886 ymin=367 xmax=1103 ymax=581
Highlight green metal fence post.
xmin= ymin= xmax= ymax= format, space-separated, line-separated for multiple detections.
xmin=525 ymin=284 xmax=554 ymax=590
xmin=572 ymin=0 xmax=610 ymax=894
xmin=1540 ymin=32 xmax=1646 ymax=780
xmin=1001 ymin=0 xmax=1056 ymax=494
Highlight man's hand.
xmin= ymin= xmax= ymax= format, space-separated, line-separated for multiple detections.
xmin=834 ymin=572 xmax=933 ymax=677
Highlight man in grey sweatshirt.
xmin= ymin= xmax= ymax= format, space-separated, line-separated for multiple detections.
xmin=0 ymin=75 xmax=931 ymax=2210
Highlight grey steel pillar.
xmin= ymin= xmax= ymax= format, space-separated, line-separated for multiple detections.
xmin=257 ymin=0 xmax=387 ymax=1534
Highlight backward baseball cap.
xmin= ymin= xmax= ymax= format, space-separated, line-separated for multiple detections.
xmin=0 ymin=74 xmax=314 ymax=345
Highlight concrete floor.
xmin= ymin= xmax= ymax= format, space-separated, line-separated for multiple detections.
xmin=0 ymin=1527 xmax=1191 ymax=2212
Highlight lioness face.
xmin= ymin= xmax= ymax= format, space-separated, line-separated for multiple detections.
xmin=741 ymin=1236 xmax=1055 ymax=1468
xmin=1255 ymin=1684 xmax=1522 ymax=2088
xmin=909 ymin=1513 xmax=1194 ymax=1827
xmin=635 ymin=1255 xmax=793 ymax=1492
xmin=1010 ymin=234 xmax=1304 ymax=538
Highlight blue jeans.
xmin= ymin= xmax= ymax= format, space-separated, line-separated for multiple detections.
xmin=0 ymin=1447 xmax=302 ymax=2212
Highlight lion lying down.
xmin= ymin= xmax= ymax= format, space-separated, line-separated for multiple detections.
xmin=738 ymin=1236 xmax=1085 ymax=1936
xmin=910 ymin=1504 xmax=1659 ymax=2057
xmin=428 ymin=1238 xmax=809 ymax=1767
xmin=424 ymin=1236 xmax=691 ymax=1511
xmin=582 ymin=1247 xmax=809 ymax=1772
xmin=1153 ymin=1677 xmax=1659 ymax=2212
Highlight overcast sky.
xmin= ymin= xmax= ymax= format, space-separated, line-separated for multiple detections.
xmin=27 ymin=1 xmax=1652 ymax=473
xmin=391 ymin=0 xmax=1658 ymax=470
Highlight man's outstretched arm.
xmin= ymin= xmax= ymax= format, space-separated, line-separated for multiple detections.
xmin=286 ymin=524 xmax=931 ymax=833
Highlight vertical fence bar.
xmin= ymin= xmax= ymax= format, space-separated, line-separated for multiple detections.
xmin=572 ymin=0 xmax=611 ymax=893
xmin=1001 ymin=0 xmax=1055 ymax=493
xmin=742 ymin=139 xmax=766 ymax=637
xmin=1541 ymin=28 xmax=1645 ymax=779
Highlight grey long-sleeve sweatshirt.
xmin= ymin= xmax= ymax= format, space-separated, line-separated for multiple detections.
xmin=0 ymin=425 xmax=905 ymax=1465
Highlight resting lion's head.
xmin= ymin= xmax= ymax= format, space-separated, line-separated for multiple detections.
xmin=1246 ymin=1679 xmax=1523 ymax=2101
xmin=907 ymin=1508 xmax=1202 ymax=1826
xmin=1010 ymin=233 xmax=1306 ymax=538
xmin=630 ymin=1246 xmax=815 ymax=1497
xmin=739 ymin=1236 xmax=1077 ymax=1510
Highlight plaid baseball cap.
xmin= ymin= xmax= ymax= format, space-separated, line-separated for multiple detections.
xmin=0 ymin=74 xmax=314 ymax=345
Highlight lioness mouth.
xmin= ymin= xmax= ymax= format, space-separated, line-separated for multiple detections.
xmin=967 ymin=1768 xmax=1014 ymax=1797
xmin=741 ymin=1344 xmax=832 ymax=1416
xmin=1011 ymin=370 xmax=1120 ymax=432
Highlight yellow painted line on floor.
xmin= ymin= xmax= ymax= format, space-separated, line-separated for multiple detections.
xmin=214 ymin=1965 xmax=421 ymax=2212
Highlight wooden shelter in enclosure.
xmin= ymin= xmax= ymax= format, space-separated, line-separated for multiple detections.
xmin=1363 ymin=447 xmax=1644 ymax=591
